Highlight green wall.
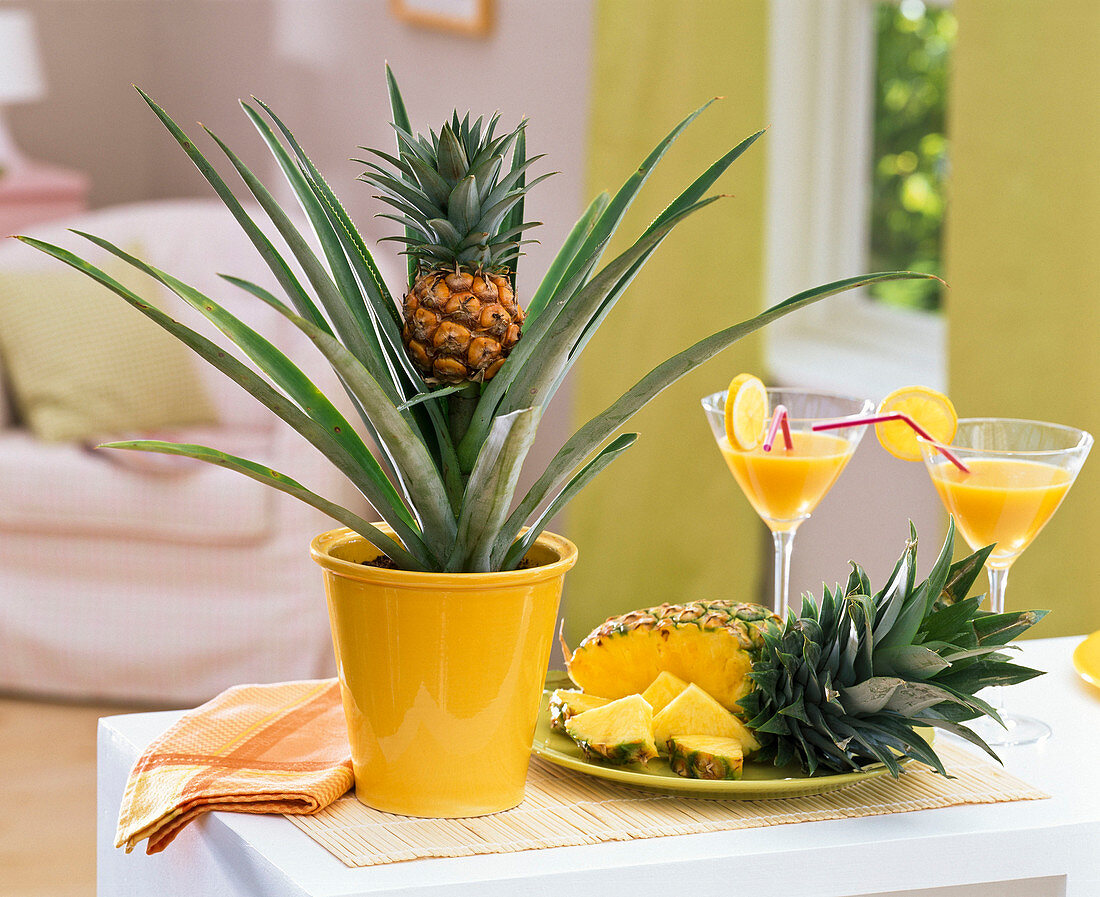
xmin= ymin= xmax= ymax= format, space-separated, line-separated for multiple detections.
xmin=946 ymin=0 xmax=1100 ymax=636
xmin=565 ymin=0 xmax=770 ymax=644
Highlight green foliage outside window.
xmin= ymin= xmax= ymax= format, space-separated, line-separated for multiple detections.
xmin=868 ymin=1 xmax=956 ymax=312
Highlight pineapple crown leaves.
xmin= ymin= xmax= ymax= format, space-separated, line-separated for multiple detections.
xmin=356 ymin=108 xmax=552 ymax=275
xmin=738 ymin=520 xmax=1049 ymax=778
xmin=15 ymin=65 xmax=941 ymax=573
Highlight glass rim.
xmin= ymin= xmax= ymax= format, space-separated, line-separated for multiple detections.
xmin=917 ymin=417 xmax=1094 ymax=457
xmin=700 ymin=388 xmax=874 ymax=423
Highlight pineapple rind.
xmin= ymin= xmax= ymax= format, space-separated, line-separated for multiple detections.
xmin=565 ymin=695 xmax=658 ymax=766
xmin=667 ymin=735 xmax=744 ymax=780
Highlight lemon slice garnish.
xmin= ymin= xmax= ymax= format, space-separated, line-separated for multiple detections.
xmin=875 ymin=385 xmax=957 ymax=461
xmin=724 ymin=373 xmax=769 ymax=451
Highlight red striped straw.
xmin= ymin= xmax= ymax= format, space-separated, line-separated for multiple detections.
xmin=763 ymin=405 xmax=793 ymax=452
xmin=812 ymin=412 xmax=970 ymax=473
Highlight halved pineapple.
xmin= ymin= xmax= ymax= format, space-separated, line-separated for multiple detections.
xmin=565 ymin=694 xmax=658 ymax=765
xmin=652 ymin=683 xmax=762 ymax=757
xmin=548 ymin=689 xmax=611 ymax=733
xmin=667 ymin=735 xmax=744 ymax=780
xmin=640 ymin=671 xmax=689 ymax=715
xmin=566 ymin=601 xmax=777 ymax=713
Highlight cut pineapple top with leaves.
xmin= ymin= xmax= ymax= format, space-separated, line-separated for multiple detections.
xmin=18 ymin=64 xmax=941 ymax=573
xmin=742 ymin=521 xmax=1048 ymax=776
xmin=565 ymin=522 xmax=1047 ymax=778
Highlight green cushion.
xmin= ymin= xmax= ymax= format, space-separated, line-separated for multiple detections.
xmin=0 ymin=257 xmax=218 ymax=442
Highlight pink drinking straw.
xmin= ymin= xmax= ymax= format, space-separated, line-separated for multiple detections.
xmin=812 ymin=412 xmax=970 ymax=473
xmin=763 ymin=405 xmax=793 ymax=452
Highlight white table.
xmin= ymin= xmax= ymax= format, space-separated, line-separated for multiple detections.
xmin=98 ymin=636 xmax=1100 ymax=897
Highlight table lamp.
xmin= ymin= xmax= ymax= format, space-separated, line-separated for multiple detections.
xmin=0 ymin=8 xmax=46 ymax=175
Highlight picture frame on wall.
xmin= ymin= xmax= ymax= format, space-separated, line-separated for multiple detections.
xmin=390 ymin=0 xmax=493 ymax=37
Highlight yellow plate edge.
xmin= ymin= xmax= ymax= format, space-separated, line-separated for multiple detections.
xmin=1072 ymin=631 xmax=1100 ymax=689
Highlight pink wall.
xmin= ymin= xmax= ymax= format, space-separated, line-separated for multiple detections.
xmin=12 ymin=0 xmax=594 ymax=283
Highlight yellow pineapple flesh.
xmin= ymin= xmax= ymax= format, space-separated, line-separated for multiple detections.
xmin=565 ymin=695 xmax=658 ymax=766
xmin=566 ymin=601 xmax=778 ymax=714
xmin=640 ymin=671 xmax=689 ymax=715
xmin=652 ymin=683 xmax=762 ymax=757
xmin=548 ymin=689 xmax=611 ymax=733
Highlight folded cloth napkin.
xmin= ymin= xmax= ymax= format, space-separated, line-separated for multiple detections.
xmin=115 ymin=679 xmax=353 ymax=854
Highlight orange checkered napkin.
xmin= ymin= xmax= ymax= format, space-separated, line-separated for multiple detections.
xmin=115 ymin=679 xmax=353 ymax=855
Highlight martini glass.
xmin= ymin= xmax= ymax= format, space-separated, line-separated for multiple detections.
xmin=702 ymin=389 xmax=874 ymax=618
xmin=918 ymin=418 xmax=1093 ymax=746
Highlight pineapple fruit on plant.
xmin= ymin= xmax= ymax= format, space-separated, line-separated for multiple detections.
xmin=356 ymin=110 xmax=540 ymax=384
xmin=554 ymin=524 xmax=1048 ymax=780
xmin=17 ymin=66 xmax=938 ymax=576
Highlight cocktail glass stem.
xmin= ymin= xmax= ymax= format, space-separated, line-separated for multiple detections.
xmin=986 ymin=565 xmax=1009 ymax=616
xmin=772 ymin=529 xmax=795 ymax=618
xmin=976 ymin=562 xmax=1050 ymax=745
xmin=984 ymin=565 xmax=1010 ymax=716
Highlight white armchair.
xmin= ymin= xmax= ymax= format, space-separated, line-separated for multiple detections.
xmin=0 ymin=199 xmax=393 ymax=704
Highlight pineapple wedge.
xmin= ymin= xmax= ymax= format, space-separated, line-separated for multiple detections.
xmin=548 ymin=689 xmax=611 ymax=732
xmin=652 ymin=683 xmax=762 ymax=757
xmin=667 ymin=735 xmax=744 ymax=780
xmin=565 ymin=695 xmax=658 ymax=765
xmin=640 ymin=671 xmax=689 ymax=715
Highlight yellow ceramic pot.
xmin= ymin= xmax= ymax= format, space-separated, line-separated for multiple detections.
xmin=310 ymin=525 xmax=578 ymax=818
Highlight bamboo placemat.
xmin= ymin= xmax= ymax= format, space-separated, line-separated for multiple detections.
xmin=285 ymin=741 xmax=1047 ymax=867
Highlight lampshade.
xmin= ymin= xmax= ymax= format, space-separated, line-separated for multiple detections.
xmin=0 ymin=9 xmax=46 ymax=105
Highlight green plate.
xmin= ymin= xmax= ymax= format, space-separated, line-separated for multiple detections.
xmin=531 ymin=674 xmax=925 ymax=799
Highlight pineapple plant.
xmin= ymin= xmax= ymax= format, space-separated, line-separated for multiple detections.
xmin=562 ymin=522 xmax=1048 ymax=777
xmin=565 ymin=695 xmax=659 ymax=765
xmin=16 ymin=67 xmax=936 ymax=574
xmin=548 ymin=689 xmax=611 ymax=733
xmin=666 ymin=736 xmax=744 ymax=781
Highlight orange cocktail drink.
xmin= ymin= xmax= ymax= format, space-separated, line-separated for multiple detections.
xmin=718 ymin=431 xmax=856 ymax=530
xmin=703 ymin=384 xmax=873 ymax=617
xmin=928 ymin=458 xmax=1072 ymax=569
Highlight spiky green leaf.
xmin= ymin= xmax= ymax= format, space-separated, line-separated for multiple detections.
xmin=496 ymin=432 xmax=638 ymax=571
xmin=450 ymin=407 xmax=541 ymax=572
xmin=507 ymin=271 xmax=938 ymax=533
xmin=99 ymin=440 xmax=426 ymax=571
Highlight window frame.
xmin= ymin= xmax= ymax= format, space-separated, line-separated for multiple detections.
xmin=763 ymin=0 xmax=948 ymax=400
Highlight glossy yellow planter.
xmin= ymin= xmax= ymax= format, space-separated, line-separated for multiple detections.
xmin=310 ymin=526 xmax=578 ymax=818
